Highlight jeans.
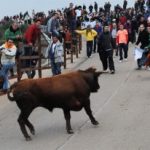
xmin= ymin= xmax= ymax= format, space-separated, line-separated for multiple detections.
xmin=50 ymin=61 xmax=62 ymax=76
xmin=139 ymin=49 xmax=149 ymax=67
xmin=0 ymin=63 xmax=15 ymax=90
xmin=118 ymin=43 xmax=128 ymax=60
xmin=23 ymin=46 xmax=37 ymax=78
xmin=86 ymin=41 xmax=93 ymax=57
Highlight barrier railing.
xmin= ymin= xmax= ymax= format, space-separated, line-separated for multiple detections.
xmin=16 ymin=32 xmax=82 ymax=81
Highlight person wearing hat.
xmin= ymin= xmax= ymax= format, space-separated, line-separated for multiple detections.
xmin=48 ymin=35 xmax=63 ymax=76
xmin=0 ymin=39 xmax=17 ymax=94
xmin=75 ymin=25 xmax=97 ymax=58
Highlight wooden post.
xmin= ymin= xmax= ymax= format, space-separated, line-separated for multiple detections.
xmin=38 ymin=34 xmax=42 ymax=78
xmin=63 ymin=42 xmax=67 ymax=69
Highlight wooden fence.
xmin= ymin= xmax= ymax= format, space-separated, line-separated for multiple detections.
xmin=16 ymin=32 xmax=82 ymax=81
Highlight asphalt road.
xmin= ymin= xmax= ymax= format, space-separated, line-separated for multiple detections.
xmin=0 ymin=43 xmax=150 ymax=150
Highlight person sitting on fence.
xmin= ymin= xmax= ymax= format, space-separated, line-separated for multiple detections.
xmin=4 ymin=21 xmax=23 ymax=77
xmin=48 ymin=34 xmax=63 ymax=76
xmin=0 ymin=38 xmax=17 ymax=95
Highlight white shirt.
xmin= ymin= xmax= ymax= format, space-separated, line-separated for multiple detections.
xmin=52 ymin=43 xmax=56 ymax=53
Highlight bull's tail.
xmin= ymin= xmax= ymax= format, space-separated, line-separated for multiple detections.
xmin=7 ymin=82 xmax=18 ymax=101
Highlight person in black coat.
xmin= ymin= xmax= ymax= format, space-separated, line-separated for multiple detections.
xmin=98 ymin=25 xmax=115 ymax=74
xmin=135 ymin=24 xmax=149 ymax=69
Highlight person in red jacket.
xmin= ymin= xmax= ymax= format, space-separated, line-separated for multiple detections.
xmin=23 ymin=19 xmax=41 ymax=78
xmin=24 ymin=19 xmax=41 ymax=46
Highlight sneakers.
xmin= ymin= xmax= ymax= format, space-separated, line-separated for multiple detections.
xmin=135 ymin=67 xmax=141 ymax=70
xmin=124 ymin=58 xmax=128 ymax=61
xmin=110 ymin=70 xmax=115 ymax=74
xmin=119 ymin=60 xmax=123 ymax=62
xmin=103 ymin=69 xmax=109 ymax=73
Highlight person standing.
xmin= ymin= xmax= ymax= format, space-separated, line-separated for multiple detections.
xmin=75 ymin=25 xmax=97 ymax=58
xmin=135 ymin=24 xmax=149 ymax=69
xmin=23 ymin=19 xmax=41 ymax=78
xmin=116 ymin=24 xmax=128 ymax=62
xmin=98 ymin=25 xmax=115 ymax=74
xmin=93 ymin=21 xmax=103 ymax=53
xmin=123 ymin=0 xmax=128 ymax=10
xmin=0 ymin=39 xmax=17 ymax=94
xmin=110 ymin=22 xmax=118 ymax=56
xmin=66 ymin=3 xmax=76 ymax=34
xmin=48 ymin=35 xmax=63 ymax=76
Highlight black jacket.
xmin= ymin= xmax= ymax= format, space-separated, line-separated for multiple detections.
xmin=98 ymin=32 xmax=113 ymax=52
xmin=136 ymin=30 xmax=149 ymax=49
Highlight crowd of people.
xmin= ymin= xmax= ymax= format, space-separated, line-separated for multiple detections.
xmin=0 ymin=0 xmax=150 ymax=95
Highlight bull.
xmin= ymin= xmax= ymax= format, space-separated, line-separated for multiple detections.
xmin=7 ymin=67 xmax=102 ymax=141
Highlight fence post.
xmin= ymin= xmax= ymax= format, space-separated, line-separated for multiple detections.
xmin=37 ymin=34 xmax=42 ymax=78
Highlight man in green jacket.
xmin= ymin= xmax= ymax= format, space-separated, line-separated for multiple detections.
xmin=4 ymin=21 xmax=23 ymax=77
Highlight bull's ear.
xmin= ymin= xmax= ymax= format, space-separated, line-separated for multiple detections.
xmin=95 ymin=71 xmax=103 ymax=77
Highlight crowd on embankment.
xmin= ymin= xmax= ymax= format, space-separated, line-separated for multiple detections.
xmin=0 ymin=0 xmax=150 ymax=95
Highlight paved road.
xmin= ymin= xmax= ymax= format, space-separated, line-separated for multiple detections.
xmin=0 ymin=43 xmax=150 ymax=150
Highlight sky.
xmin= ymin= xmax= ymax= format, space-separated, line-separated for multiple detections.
xmin=0 ymin=0 xmax=135 ymax=19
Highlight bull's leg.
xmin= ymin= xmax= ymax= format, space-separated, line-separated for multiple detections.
xmin=63 ymin=109 xmax=74 ymax=134
xmin=18 ymin=112 xmax=32 ymax=141
xmin=84 ymin=99 xmax=99 ymax=125
xmin=25 ymin=119 xmax=35 ymax=135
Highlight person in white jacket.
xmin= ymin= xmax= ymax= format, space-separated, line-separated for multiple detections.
xmin=48 ymin=35 xmax=63 ymax=76
xmin=0 ymin=39 xmax=17 ymax=94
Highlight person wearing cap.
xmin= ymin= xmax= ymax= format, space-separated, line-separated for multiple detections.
xmin=0 ymin=39 xmax=17 ymax=94
xmin=48 ymin=35 xmax=63 ymax=76
xmin=75 ymin=25 xmax=97 ymax=58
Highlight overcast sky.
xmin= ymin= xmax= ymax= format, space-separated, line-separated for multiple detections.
xmin=0 ymin=0 xmax=134 ymax=19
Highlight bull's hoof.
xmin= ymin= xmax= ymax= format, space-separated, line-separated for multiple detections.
xmin=92 ymin=120 xmax=99 ymax=125
xmin=25 ymin=136 xmax=32 ymax=141
xmin=30 ymin=129 xmax=35 ymax=135
xmin=67 ymin=129 xmax=74 ymax=134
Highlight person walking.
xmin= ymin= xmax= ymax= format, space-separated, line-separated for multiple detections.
xmin=135 ymin=24 xmax=149 ymax=69
xmin=98 ymin=25 xmax=115 ymax=74
xmin=75 ymin=25 xmax=97 ymax=58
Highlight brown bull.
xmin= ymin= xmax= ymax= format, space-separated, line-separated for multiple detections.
xmin=7 ymin=67 xmax=102 ymax=141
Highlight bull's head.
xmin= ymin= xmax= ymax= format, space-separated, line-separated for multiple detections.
xmin=92 ymin=71 xmax=102 ymax=92
xmin=81 ymin=67 xmax=102 ymax=92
